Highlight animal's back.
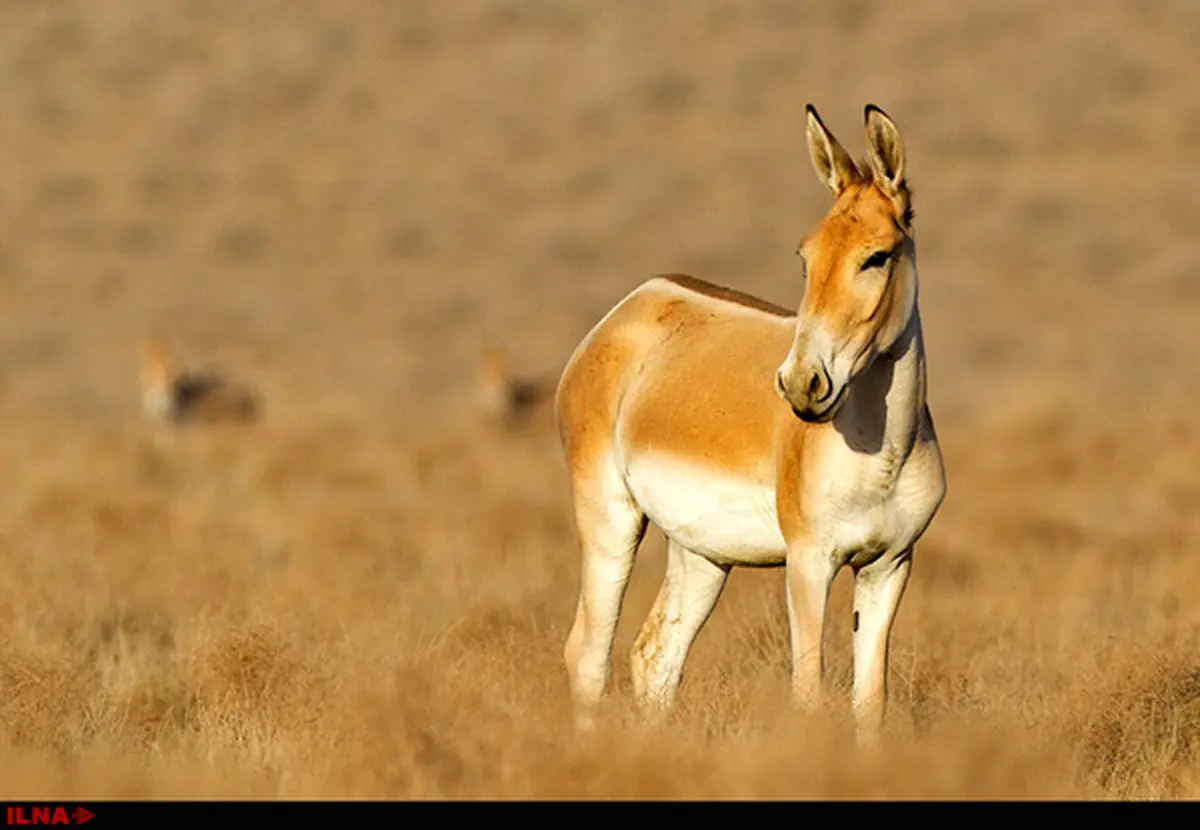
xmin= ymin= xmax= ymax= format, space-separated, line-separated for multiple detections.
xmin=175 ymin=372 xmax=260 ymax=423
xmin=557 ymin=275 xmax=798 ymax=564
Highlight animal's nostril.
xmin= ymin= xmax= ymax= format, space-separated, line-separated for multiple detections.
xmin=806 ymin=365 xmax=833 ymax=403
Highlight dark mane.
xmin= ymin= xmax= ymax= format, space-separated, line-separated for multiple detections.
xmin=657 ymin=274 xmax=795 ymax=318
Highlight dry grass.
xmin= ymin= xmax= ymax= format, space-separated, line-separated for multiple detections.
xmin=1 ymin=0 xmax=1200 ymax=799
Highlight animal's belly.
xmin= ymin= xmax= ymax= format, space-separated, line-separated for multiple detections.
xmin=623 ymin=454 xmax=787 ymax=566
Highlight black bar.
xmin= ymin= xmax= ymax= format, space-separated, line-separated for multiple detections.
xmin=0 ymin=800 xmax=1190 ymax=825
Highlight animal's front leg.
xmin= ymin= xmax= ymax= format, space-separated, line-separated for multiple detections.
xmin=851 ymin=548 xmax=912 ymax=745
xmin=785 ymin=545 xmax=838 ymax=712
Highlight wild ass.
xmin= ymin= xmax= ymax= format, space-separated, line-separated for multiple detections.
xmin=554 ymin=104 xmax=946 ymax=744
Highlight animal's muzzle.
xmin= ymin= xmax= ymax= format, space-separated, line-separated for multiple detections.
xmin=776 ymin=362 xmax=837 ymax=422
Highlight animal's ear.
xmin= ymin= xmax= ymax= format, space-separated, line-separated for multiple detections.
xmin=864 ymin=104 xmax=907 ymax=204
xmin=806 ymin=104 xmax=858 ymax=197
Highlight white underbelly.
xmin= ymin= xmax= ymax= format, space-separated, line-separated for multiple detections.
xmin=623 ymin=453 xmax=787 ymax=566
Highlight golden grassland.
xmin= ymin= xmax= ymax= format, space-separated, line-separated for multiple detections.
xmin=1 ymin=1 xmax=1200 ymax=798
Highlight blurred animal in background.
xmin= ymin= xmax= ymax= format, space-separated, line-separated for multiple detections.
xmin=474 ymin=343 xmax=556 ymax=430
xmin=138 ymin=336 xmax=261 ymax=426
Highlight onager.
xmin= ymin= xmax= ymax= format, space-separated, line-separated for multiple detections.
xmin=475 ymin=343 xmax=556 ymax=429
xmin=138 ymin=337 xmax=261 ymax=426
xmin=554 ymin=104 xmax=946 ymax=744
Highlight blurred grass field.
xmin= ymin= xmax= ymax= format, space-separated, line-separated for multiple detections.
xmin=1 ymin=1 xmax=1200 ymax=798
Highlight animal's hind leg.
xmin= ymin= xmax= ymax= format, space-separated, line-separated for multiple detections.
xmin=563 ymin=455 xmax=648 ymax=734
xmin=630 ymin=539 xmax=730 ymax=717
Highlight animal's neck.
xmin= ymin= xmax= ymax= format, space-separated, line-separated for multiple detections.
xmin=835 ymin=306 xmax=927 ymax=487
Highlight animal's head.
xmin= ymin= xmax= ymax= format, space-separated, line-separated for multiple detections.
xmin=138 ymin=336 xmax=177 ymax=420
xmin=775 ymin=104 xmax=918 ymax=423
xmin=476 ymin=343 xmax=513 ymax=417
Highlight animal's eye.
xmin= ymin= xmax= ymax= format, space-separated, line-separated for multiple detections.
xmin=861 ymin=249 xmax=892 ymax=272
